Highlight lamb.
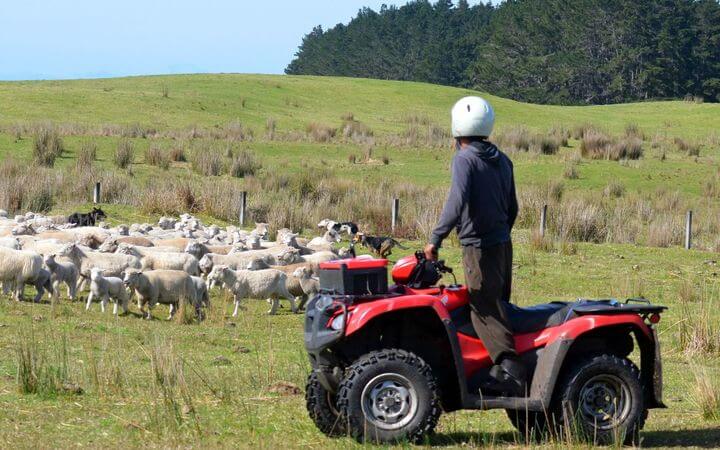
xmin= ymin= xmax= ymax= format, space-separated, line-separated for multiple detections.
xmin=44 ymin=254 xmax=79 ymax=301
xmin=117 ymin=244 xmax=199 ymax=275
xmin=124 ymin=269 xmax=195 ymax=320
xmin=207 ymin=265 xmax=296 ymax=316
xmin=292 ymin=266 xmax=320 ymax=310
xmin=153 ymin=237 xmax=192 ymax=251
xmin=87 ymin=268 xmax=129 ymax=315
xmin=158 ymin=216 xmax=177 ymax=230
xmin=57 ymin=243 xmax=141 ymax=290
xmin=26 ymin=268 xmax=54 ymax=303
xmin=0 ymin=247 xmax=42 ymax=301
xmin=278 ymin=250 xmax=337 ymax=267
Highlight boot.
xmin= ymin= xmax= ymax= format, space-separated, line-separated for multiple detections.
xmin=480 ymin=355 xmax=527 ymax=397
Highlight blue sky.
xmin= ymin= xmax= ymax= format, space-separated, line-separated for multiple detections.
xmin=0 ymin=0 xmax=491 ymax=81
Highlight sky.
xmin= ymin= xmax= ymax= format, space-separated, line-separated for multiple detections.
xmin=0 ymin=0 xmax=491 ymax=81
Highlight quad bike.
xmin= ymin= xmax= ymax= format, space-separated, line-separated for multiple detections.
xmin=304 ymin=252 xmax=666 ymax=445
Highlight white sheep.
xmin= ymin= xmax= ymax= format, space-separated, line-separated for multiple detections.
xmin=207 ymin=265 xmax=295 ymax=316
xmin=57 ymin=243 xmax=141 ymax=291
xmin=0 ymin=247 xmax=42 ymax=301
xmin=199 ymin=247 xmax=297 ymax=276
xmin=292 ymin=266 xmax=320 ymax=311
xmin=44 ymin=254 xmax=79 ymax=301
xmin=117 ymin=244 xmax=199 ymax=275
xmin=158 ymin=216 xmax=177 ymax=230
xmin=124 ymin=269 xmax=195 ymax=320
xmin=87 ymin=268 xmax=129 ymax=315
xmin=0 ymin=237 xmax=21 ymax=249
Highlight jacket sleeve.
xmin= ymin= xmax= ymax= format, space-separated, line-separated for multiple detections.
xmin=507 ymin=164 xmax=518 ymax=230
xmin=430 ymin=154 xmax=472 ymax=248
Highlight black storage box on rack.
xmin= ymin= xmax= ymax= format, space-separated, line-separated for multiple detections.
xmin=318 ymin=258 xmax=389 ymax=296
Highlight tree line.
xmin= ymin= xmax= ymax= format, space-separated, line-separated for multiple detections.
xmin=285 ymin=0 xmax=720 ymax=105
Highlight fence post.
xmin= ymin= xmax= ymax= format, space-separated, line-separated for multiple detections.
xmin=93 ymin=182 xmax=101 ymax=204
xmin=391 ymin=198 xmax=400 ymax=233
xmin=540 ymin=204 xmax=548 ymax=237
xmin=685 ymin=210 xmax=693 ymax=250
xmin=239 ymin=191 xmax=247 ymax=227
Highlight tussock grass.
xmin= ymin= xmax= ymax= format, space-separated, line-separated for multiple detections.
xmin=306 ymin=122 xmax=336 ymax=143
xmin=145 ymin=145 xmax=170 ymax=170
xmin=230 ymin=150 xmax=262 ymax=178
xmin=695 ymin=369 xmax=720 ymax=421
xmin=32 ymin=125 xmax=64 ymax=167
xmin=191 ymin=146 xmax=225 ymax=176
xmin=114 ymin=139 xmax=135 ymax=169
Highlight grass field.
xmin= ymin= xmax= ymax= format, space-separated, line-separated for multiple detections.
xmin=1 ymin=74 xmax=720 ymax=448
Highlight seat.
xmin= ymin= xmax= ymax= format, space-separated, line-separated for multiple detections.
xmin=451 ymin=301 xmax=574 ymax=337
xmin=504 ymin=302 xmax=573 ymax=334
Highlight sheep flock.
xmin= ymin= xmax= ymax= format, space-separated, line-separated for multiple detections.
xmin=0 ymin=208 xmax=356 ymax=320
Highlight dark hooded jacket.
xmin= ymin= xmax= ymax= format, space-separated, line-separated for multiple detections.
xmin=430 ymin=140 xmax=518 ymax=249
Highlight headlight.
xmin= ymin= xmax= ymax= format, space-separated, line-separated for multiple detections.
xmin=330 ymin=314 xmax=345 ymax=331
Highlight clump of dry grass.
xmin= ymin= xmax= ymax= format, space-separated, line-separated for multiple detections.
xmin=169 ymin=145 xmax=187 ymax=162
xmin=230 ymin=150 xmax=262 ymax=178
xmin=340 ymin=112 xmax=355 ymax=122
xmin=695 ymin=370 xmax=720 ymax=421
xmin=674 ymin=137 xmax=701 ymax=156
xmin=342 ymin=120 xmax=373 ymax=143
xmin=678 ymin=281 xmax=720 ymax=357
xmin=529 ymin=134 xmax=560 ymax=155
xmin=306 ymin=122 xmax=336 ymax=143
xmin=495 ymin=126 xmax=530 ymax=152
xmin=114 ymin=139 xmax=134 ymax=169
xmin=604 ymin=181 xmax=625 ymax=198
xmin=265 ymin=118 xmax=277 ymax=140
xmin=33 ymin=125 xmax=64 ymax=167
xmin=563 ymin=161 xmax=579 ymax=179
xmin=75 ymin=141 xmax=97 ymax=170
xmin=223 ymin=120 xmax=253 ymax=142
xmin=580 ymin=130 xmax=613 ymax=159
xmin=571 ymin=123 xmax=599 ymax=140
xmin=646 ymin=214 xmax=681 ymax=248
xmin=145 ymin=145 xmax=170 ymax=170
xmin=190 ymin=147 xmax=225 ymax=176
xmin=530 ymin=230 xmax=553 ymax=252
xmin=624 ymin=123 xmax=645 ymax=140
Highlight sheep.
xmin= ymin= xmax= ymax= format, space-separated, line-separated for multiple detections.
xmin=277 ymin=249 xmax=337 ymax=267
xmin=207 ymin=265 xmax=295 ymax=316
xmin=199 ymin=247 xmax=298 ymax=276
xmin=26 ymin=267 xmax=54 ymax=303
xmin=0 ymin=247 xmax=42 ymax=301
xmin=117 ymin=244 xmax=199 ymax=275
xmin=87 ymin=268 xmax=129 ymax=315
xmin=247 ymin=259 xmax=317 ymax=308
xmin=57 ymin=243 xmax=141 ymax=291
xmin=154 ymin=237 xmax=192 ymax=251
xmin=0 ymin=237 xmax=21 ymax=249
xmin=44 ymin=254 xmax=79 ymax=301
xmin=253 ymin=222 xmax=270 ymax=240
xmin=0 ymin=209 xmax=7 ymax=218
xmin=292 ymin=266 xmax=320 ymax=310
xmin=158 ymin=216 xmax=177 ymax=230
xmin=184 ymin=241 xmax=233 ymax=260
xmin=124 ymin=269 xmax=195 ymax=320
xmin=308 ymin=230 xmax=341 ymax=247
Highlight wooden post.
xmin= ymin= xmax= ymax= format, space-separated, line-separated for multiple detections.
xmin=239 ymin=191 xmax=247 ymax=227
xmin=685 ymin=210 xmax=693 ymax=250
xmin=391 ymin=198 xmax=400 ymax=233
xmin=93 ymin=182 xmax=101 ymax=204
xmin=540 ymin=204 xmax=548 ymax=237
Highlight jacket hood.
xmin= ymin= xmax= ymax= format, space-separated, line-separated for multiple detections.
xmin=467 ymin=140 xmax=500 ymax=163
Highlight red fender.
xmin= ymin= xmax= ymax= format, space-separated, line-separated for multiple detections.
xmin=459 ymin=313 xmax=652 ymax=377
xmin=344 ymin=295 xmax=450 ymax=336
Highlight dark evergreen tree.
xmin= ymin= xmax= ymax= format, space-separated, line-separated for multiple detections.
xmin=286 ymin=0 xmax=720 ymax=104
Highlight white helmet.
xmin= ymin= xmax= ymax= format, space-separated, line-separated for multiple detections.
xmin=451 ymin=96 xmax=495 ymax=138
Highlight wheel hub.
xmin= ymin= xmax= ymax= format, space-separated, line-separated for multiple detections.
xmin=579 ymin=374 xmax=631 ymax=430
xmin=361 ymin=373 xmax=418 ymax=430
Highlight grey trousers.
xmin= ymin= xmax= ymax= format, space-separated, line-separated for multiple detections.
xmin=462 ymin=242 xmax=517 ymax=363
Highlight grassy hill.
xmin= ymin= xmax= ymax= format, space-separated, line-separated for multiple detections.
xmin=1 ymin=75 xmax=720 ymax=448
xmin=1 ymin=74 xmax=719 ymax=138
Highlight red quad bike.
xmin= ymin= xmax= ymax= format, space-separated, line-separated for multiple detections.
xmin=304 ymin=252 xmax=666 ymax=445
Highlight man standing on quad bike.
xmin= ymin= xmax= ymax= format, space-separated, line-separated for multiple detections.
xmin=424 ymin=96 xmax=525 ymax=395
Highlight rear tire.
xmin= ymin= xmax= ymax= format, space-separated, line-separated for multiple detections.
xmin=306 ymin=372 xmax=345 ymax=437
xmin=337 ymin=349 xmax=441 ymax=444
xmin=554 ymin=354 xmax=644 ymax=446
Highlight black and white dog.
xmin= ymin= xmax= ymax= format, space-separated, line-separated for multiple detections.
xmin=68 ymin=207 xmax=107 ymax=227
xmin=317 ymin=219 xmax=359 ymax=238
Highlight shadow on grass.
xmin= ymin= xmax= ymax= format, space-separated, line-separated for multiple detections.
xmin=427 ymin=431 xmax=517 ymax=447
xmin=642 ymin=428 xmax=720 ymax=448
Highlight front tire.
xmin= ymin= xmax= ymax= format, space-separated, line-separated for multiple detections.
xmin=554 ymin=354 xmax=644 ymax=446
xmin=337 ymin=349 xmax=441 ymax=444
xmin=305 ymin=372 xmax=345 ymax=437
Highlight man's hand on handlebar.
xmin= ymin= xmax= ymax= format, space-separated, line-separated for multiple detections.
xmin=424 ymin=243 xmax=438 ymax=261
